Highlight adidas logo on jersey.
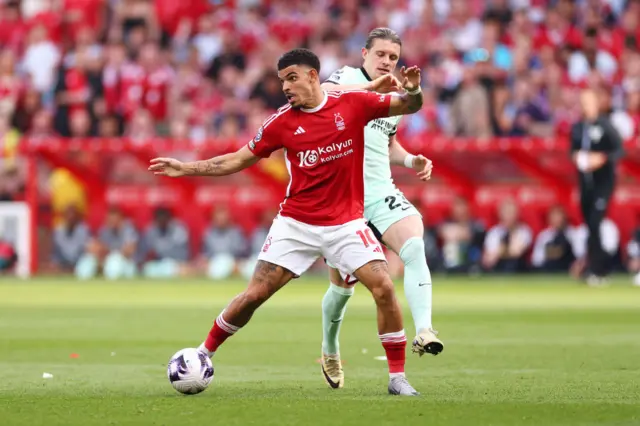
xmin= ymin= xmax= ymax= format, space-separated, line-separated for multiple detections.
xmin=294 ymin=126 xmax=306 ymax=135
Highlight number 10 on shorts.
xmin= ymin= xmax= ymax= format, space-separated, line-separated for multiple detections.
xmin=356 ymin=228 xmax=378 ymax=248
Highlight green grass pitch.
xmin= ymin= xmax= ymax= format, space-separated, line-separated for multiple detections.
xmin=0 ymin=275 xmax=639 ymax=426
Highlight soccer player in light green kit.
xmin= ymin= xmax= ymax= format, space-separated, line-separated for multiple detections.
xmin=319 ymin=28 xmax=443 ymax=389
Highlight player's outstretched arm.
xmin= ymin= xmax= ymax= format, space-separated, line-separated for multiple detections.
xmin=388 ymin=135 xmax=432 ymax=181
xmin=388 ymin=66 xmax=423 ymax=116
xmin=148 ymin=146 xmax=260 ymax=177
xmin=321 ymin=74 xmax=402 ymax=94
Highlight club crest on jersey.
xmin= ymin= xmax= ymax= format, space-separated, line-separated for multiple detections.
xmin=334 ymin=113 xmax=345 ymax=131
xmin=379 ymin=94 xmax=386 ymax=103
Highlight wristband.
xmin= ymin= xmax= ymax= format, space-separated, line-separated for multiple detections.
xmin=404 ymin=154 xmax=415 ymax=169
xmin=405 ymin=86 xmax=422 ymax=96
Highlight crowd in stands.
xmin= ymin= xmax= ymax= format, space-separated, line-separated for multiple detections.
xmin=43 ymin=201 xmax=640 ymax=283
xmin=0 ymin=0 xmax=639 ymax=154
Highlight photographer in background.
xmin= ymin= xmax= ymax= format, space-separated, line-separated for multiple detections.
xmin=482 ymin=199 xmax=532 ymax=273
xmin=570 ymin=89 xmax=624 ymax=285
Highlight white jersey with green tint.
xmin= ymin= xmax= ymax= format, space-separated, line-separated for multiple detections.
xmin=325 ymin=66 xmax=402 ymax=207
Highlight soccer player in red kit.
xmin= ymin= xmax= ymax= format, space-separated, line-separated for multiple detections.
xmin=148 ymin=48 xmax=424 ymax=396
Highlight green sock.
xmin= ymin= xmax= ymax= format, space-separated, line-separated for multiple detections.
xmin=399 ymin=237 xmax=433 ymax=333
xmin=321 ymin=282 xmax=354 ymax=355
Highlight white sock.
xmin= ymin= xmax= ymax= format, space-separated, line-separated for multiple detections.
xmin=198 ymin=343 xmax=214 ymax=358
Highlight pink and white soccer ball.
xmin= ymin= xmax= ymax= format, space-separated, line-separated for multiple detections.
xmin=167 ymin=348 xmax=214 ymax=394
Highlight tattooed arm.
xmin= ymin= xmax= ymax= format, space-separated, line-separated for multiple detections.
xmin=148 ymin=146 xmax=261 ymax=177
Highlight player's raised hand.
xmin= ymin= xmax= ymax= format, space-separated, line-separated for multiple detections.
xmin=400 ymin=66 xmax=421 ymax=91
xmin=148 ymin=157 xmax=186 ymax=177
xmin=412 ymin=155 xmax=433 ymax=181
xmin=369 ymin=74 xmax=402 ymax=94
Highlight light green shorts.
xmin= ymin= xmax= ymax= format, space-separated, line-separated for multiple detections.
xmin=364 ymin=188 xmax=421 ymax=244
xmin=325 ymin=189 xmax=421 ymax=282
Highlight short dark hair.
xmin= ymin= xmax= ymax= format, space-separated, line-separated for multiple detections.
xmin=277 ymin=48 xmax=321 ymax=73
xmin=365 ymin=27 xmax=402 ymax=50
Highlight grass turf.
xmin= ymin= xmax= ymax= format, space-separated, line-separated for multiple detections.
xmin=0 ymin=275 xmax=639 ymax=426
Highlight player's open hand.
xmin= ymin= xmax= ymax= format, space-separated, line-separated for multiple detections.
xmin=400 ymin=66 xmax=421 ymax=91
xmin=412 ymin=155 xmax=433 ymax=181
xmin=369 ymin=74 xmax=402 ymax=94
xmin=148 ymin=157 xmax=186 ymax=177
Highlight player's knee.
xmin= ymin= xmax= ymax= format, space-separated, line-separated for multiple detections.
xmin=371 ymin=278 xmax=395 ymax=306
xmin=398 ymin=237 xmax=425 ymax=265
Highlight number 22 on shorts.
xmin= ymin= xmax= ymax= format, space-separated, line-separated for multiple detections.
xmin=385 ymin=194 xmax=410 ymax=211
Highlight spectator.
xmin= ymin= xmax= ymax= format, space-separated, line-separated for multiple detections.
xmin=137 ymin=43 xmax=173 ymax=124
xmin=250 ymin=70 xmax=287 ymax=111
xmin=112 ymin=0 xmax=159 ymax=44
xmin=482 ymin=199 xmax=533 ymax=273
xmin=531 ymin=206 xmax=576 ymax=272
xmin=12 ymin=88 xmax=42 ymax=133
xmin=126 ymin=109 xmax=156 ymax=142
xmin=67 ymin=108 xmax=93 ymax=138
xmin=568 ymin=27 xmax=618 ymax=84
xmin=0 ymin=1 xmax=26 ymax=51
xmin=26 ymin=109 xmax=55 ymax=140
xmin=98 ymin=114 xmax=122 ymax=137
xmin=570 ymin=217 xmax=620 ymax=282
xmin=446 ymin=0 xmax=483 ymax=53
xmin=627 ymin=227 xmax=640 ymax=286
xmin=438 ymin=196 xmax=485 ymax=273
xmin=510 ymin=77 xmax=554 ymax=136
xmin=21 ymin=23 xmax=61 ymax=95
xmin=206 ymin=29 xmax=246 ymax=82
xmin=51 ymin=204 xmax=90 ymax=273
xmin=54 ymin=48 xmax=102 ymax=136
xmin=201 ymin=207 xmax=247 ymax=279
xmin=75 ymin=207 xmax=138 ymax=280
xmin=464 ymin=16 xmax=513 ymax=77
xmin=192 ymin=13 xmax=223 ymax=67
xmin=0 ymin=50 xmax=20 ymax=120
xmin=449 ymin=66 xmax=492 ymax=137
xmin=0 ymin=163 xmax=23 ymax=201
xmin=141 ymin=207 xmax=190 ymax=278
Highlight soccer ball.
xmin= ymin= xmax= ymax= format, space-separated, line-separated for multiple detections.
xmin=167 ymin=348 xmax=214 ymax=394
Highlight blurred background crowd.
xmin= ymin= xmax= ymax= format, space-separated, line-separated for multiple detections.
xmin=0 ymin=0 xmax=638 ymax=156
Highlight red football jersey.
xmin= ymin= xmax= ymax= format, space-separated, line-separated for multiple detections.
xmin=248 ymin=90 xmax=392 ymax=226
xmin=118 ymin=63 xmax=146 ymax=120
xmin=143 ymin=67 xmax=173 ymax=121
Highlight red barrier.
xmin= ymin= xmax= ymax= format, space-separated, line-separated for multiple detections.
xmin=18 ymin=136 xmax=640 ymax=273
